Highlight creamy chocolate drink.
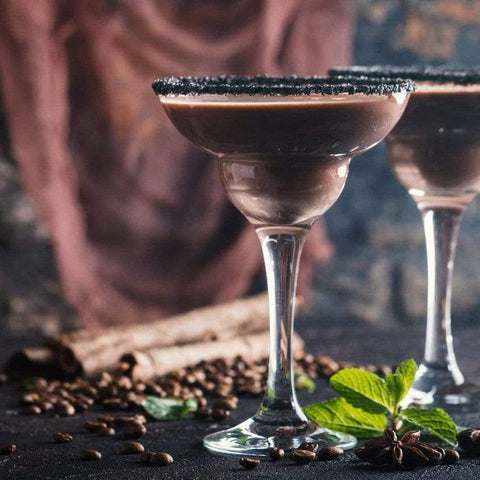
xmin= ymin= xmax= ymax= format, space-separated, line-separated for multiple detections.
xmin=152 ymin=75 xmax=413 ymax=455
xmin=331 ymin=67 xmax=480 ymax=210
xmin=388 ymin=84 xmax=480 ymax=209
xmin=329 ymin=66 xmax=480 ymax=410
xmin=157 ymin=77 xmax=410 ymax=226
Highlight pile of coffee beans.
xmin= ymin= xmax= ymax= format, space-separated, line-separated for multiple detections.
xmin=16 ymin=353 xmax=392 ymax=419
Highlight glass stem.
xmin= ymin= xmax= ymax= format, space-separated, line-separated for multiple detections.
xmin=254 ymin=226 xmax=309 ymax=426
xmin=420 ymin=207 xmax=464 ymax=384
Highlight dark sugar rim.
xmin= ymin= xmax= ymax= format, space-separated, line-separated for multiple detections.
xmin=329 ymin=65 xmax=480 ymax=85
xmin=152 ymin=75 xmax=415 ymax=97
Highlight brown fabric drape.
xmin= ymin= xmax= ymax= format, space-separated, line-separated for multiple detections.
xmin=0 ymin=0 xmax=354 ymax=328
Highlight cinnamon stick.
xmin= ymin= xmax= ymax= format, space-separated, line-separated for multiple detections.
xmin=49 ymin=293 xmax=298 ymax=376
xmin=120 ymin=331 xmax=305 ymax=380
xmin=4 ymin=293 xmax=305 ymax=378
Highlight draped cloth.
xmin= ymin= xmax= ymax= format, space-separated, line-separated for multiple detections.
xmin=0 ymin=0 xmax=354 ymax=327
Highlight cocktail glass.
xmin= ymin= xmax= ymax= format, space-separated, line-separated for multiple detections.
xmin=330 ymin=66 xmax=480 ymax=411
xmin=152 ymin=75 xmax=413 ymax=455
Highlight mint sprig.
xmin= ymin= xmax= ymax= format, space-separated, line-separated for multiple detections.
xmin=304 ymin=359 xmax=458 ymax=446
xmin=142 ymin=396 xmax=198 ymax=421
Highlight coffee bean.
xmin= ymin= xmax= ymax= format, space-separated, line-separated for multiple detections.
xmin=0 ymin=373 xmax=8 ymax=384
xmin=120 ymin=441 xmax=145 ymax=454
xmin=82 ymin=449 xmax=101 ymax=460
xmin=290 ymin=449 xmax=316 ymax=464
xmin=213 ymin=397 xmax=237 ymax=411
xmin=317 ymin=446 xmax=344 ymax=461
xmin=123 ymin=421 xmax=147 ymax=439
xmin=113 ymin=415 xmax=147 ymax=427
xmin=27 ymin=405 xmax=42 ymax=415
xmin=98 ymin=427 xmax=116 ymax=436
xmin=149 ymin=452 xmax=174 ymax=466
xmin=443 ymin=448 xmax=460 ymax=464
xmin=211 ymin=408 xmax=230 ymax=420
xmin=53 ymin=432 xmax=73 ymax=443
xmin=269 ymin=447 xmax=285 ymax=460
xmin=40 ymin=401 xmax=54 ymax=412
xmin=298 ymin=441 xmax=319 ymax=453
xmin=56 ymin=402 xmax=75 ymax=416
xmin=21 ymin=393 xmax=40 ymax=404
xmin=194 ymin=407 xmax=212 ymax=419
xmin=85 ymin=421 xmax=108 ymax=433
xmin=140 ymin=450 xmax=154 ymax=463
xmin=0 ymin=444 xmax=16 ymax=455
xmin=96 ymin=415 xmax=115 ymax=425
xmin=239 ymin=457 xmax=260 ymax=469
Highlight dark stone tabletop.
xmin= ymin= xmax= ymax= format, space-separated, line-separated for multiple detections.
xmin=1 ymin=322 xmax=480 ymax=480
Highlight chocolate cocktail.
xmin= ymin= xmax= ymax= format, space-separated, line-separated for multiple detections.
xmin=330 ymin=66 xmax=480 ymax=410
xmin=152 ymin=75 xmax=413 ymax=455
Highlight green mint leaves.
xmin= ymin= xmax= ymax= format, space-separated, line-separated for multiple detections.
xmin=142 ymin=396 xmax=198 ymax=421
xmin=304 ymin=359 xmax=458 ymax=445
xmin=304 ymin=398 xmax=387 ymax=438
xmin=329 ymin=368 xmax=392 ymax=414
xmin=294 ymin=371 xmax=316 ymax=393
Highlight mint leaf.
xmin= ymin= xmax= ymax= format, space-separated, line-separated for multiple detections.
xmin=329 ymin=368 xmax=391 ymax=414
xmin=294 ymin=371 xmax=315 ymax=393
xmin=400 ymin=407 xmax=458 ymax=446
xmin=304 ymin=397 xmax=386 ymax=439
xmin=385 ymin=359 xmax=417 ymax=407
xmin=142 ymin=396 xmax=197 ymax=421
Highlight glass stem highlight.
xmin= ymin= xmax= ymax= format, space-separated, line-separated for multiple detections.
xmin=254 ymin=226 xmax=309 ymax=426
xmin=420 ymin=207 xmax=464 ymax=384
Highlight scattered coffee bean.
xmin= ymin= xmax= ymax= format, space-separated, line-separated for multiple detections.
xmin=443 ymin=448 xmax=460 ymax=464
xmin=96 ymin=414 xmax=115 ymax=425
xmin=82 ymin=448 xmax=101 ymax=460
xmin=317 ymin=446 xmax=344 ymax=461
xmin=211 ymin=408 xmax=230 ymax=421
xmin=22 ymin=393 xmax=40 ymax=404
xmin=56 ymin=402 xmax=75 ymax=416
xmin=53 ymin=432 xmax=73 ymax=443
xmin=120 ymin=441 xmax=145 ymax=454
xmin=239 ymin=457 xmax=260 ymax=469
xmin=114 ymin=415 xmax=147 ymax=427
xmin=0 ymin=444 xmax=16 ymax=455
xmin=298 ymin=441 xmax=319 ymax=453
xmin=149 ymin=452 xmax=174 ymax=466
xmin=290 ymin=449 xmax=316 ymax=464
xmin=0 ymin=373 xmax=8 ymax=384
xmin=194 ymin=407 xmax=212 ymax=419
xmin=213 ymin=397 xmax=238 ymax=411
xmin=26 ymin=405 xmax=42 ymax=415
xmin=269 ymin=447 xmax=285 ymax=460
xmin=140 ymin=450 xmax=154 ymax=463
xmin=123 ymin=420 xmax=147 ymax=439
xmin=98 ymin=426 xmax=116 ymax=436
xmin=85 ymin=421 xmax=108 ymax=433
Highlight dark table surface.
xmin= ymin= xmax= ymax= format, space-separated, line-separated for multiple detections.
xmin=1 ymin=323 xmax=480 ymax=480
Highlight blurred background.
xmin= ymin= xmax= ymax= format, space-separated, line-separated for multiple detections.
xmin=0 ymin=0 xmax=479 ymax=336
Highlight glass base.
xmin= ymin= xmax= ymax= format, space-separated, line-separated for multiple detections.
xmin=203 ymin=415 xmax=356 ymax=456
xmin=403 ymin=363 xmax=480 ymax=413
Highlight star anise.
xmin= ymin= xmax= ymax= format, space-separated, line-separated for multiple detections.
xmin=457 ymin=428 xmax=480 ymax=454
xmin=355 ymin=429 xmax=444 ymax=469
